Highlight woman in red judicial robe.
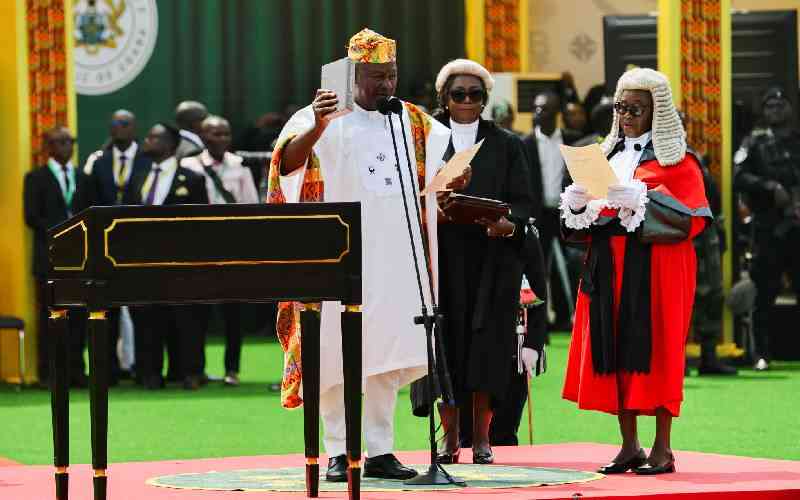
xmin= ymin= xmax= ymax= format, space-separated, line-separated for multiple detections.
xmin=560 ymin=68 xmax=710 ymax=475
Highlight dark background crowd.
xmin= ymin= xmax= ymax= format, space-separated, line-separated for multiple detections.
xmin=24 ymin=68 xmax=800 ymax=391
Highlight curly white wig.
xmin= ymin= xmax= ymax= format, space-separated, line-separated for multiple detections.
xmin=435 ymin=58 xmax=494 ymax=93
xmin=600 ymin=67 xmax=686 ymax=166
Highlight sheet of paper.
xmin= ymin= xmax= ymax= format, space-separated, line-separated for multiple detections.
xmin=559 ymin=143 xmax=619 ymax=198
xmin=421 ymin=139 xmax=484 ymax=195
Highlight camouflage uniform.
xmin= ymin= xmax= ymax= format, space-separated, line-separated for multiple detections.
xmin=692 ymin=157 xmax=731 ymax=371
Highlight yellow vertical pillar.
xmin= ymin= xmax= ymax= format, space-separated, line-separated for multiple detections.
xmin=465 ymin=0 xmax=486 ymax=64
xmin=0 ymin=0 xmax=33 ymax=383
xmin=719 ymin=0 xmax=735 ymax=351
xmin=518 ymin=0 xmax=529 ymax=72
xmin=65 ymin=0 xmax=78 ymax=153
xmin=657 ymin=0 xmax=683 ymax=104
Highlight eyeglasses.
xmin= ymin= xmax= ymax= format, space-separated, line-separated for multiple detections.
xmin=111 ymin=119 xmax=131 ymax=127
xmin=449 ymin=89 xmax=486 ymax=104
xmin=614 ymin=102 xmax=649 ymax=117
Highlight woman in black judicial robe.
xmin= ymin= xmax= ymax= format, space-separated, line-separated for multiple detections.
xmin=433 ymin=59 xmax=533 ymax=464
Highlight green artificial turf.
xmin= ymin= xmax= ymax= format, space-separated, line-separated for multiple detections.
xmin=1 ymin=333 xmax=798 ymax=465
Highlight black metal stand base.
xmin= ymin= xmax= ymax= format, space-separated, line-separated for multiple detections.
xmin=404 ymin=463 xmax=466 ymax=486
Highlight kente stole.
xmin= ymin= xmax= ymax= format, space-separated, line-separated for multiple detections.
xmin=266 ymin=102 xmax=431 ymax=409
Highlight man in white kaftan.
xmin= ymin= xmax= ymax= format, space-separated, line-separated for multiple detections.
xmin=270 ymin=28 xmax=450 ymax=481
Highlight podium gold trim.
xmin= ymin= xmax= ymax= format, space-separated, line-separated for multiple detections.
xmin=52 ymin=221 xmax=88 ymax=271
xmin=103 ymin=215 xmax=350 ymax=268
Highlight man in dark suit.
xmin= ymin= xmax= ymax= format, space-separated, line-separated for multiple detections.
xmin=522 ymin=91 xmax=582 ymax=331
xmin=84 ymin=110 xmax=152 ymax=383
xmin=23 ymin=126 xmax=95 ymax=388
xmin=128 ymin=122 xmax=209 ymax=390
xmin=174 ymin=101 xmax=208 ymax=162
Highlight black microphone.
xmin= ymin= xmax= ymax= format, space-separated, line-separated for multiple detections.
xmin=634 ymin=143 xmax=642 ymax=151
xmin=376 ymin=96 xmax=403 ymax=115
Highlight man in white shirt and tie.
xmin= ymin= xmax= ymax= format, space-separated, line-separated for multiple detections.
xmin=24 ymin=127 xmax=95 ymax=388
xmin=181 ymin=115 xmax=259 ymax=386
xmin=83 ymin=111 xmax=153 ymax=381
xmin=128 ymin=123 xmax=209 ymax=390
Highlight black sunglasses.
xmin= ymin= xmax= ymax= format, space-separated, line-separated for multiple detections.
xmin=614 ymin=102 xmax=649 ymax=118
xmin=449 ymin=89 xmax=486 ymax=104
xmin=111 ymin=119 xmax=131 ymax=127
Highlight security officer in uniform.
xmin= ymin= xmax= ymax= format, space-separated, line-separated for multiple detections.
xmin=693 ymin=158 xmax=737 ymax=375
xmin=733 ymin=87 xmax=800 ymax=371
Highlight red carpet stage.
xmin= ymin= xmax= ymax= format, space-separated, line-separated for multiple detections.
xmin=2 ymin=443 xmax=800 ymax=499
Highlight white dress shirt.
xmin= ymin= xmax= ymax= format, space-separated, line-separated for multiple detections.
xmin=535 ymin=126 xmax=565 ymax=208
xmin=141 ymin=157 xmax=178 ymax=206
xmin=609 ymin=131 xmax=652 ymax=183
xmin=450 ymin=118 xmax=479 ymax=153
xmin=47 ymin=158 xmax=76 ymax=198
xmin=181 ymin=150 xmax=259 ymax=204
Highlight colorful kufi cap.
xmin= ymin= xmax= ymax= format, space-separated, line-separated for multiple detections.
xmin=347 ymin=28 xmax=396 ymax=64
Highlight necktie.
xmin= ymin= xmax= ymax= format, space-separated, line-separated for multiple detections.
xmin=117 ymin=154 xmax=128 ymax=184
xmin=144 ymin=167 xmax=162 ymax=205
xmin=116 ymin=154 xmax=128 ymax=203
xmin=62 ymin=165 xmax=72 ymax=197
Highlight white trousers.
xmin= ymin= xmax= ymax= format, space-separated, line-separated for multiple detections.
xmin=320 ymin=370 xmax=402 ymax=458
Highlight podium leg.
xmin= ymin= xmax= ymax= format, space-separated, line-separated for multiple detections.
xmin=300 ymin=305 xmax=321 ymax=498
xmin=341 ymin=305 xmax=362 ymax=500
xmin=88 ymin=310 xmax=109 ymax=500
xmin=49 ymin=308 xmax=70 ymax=500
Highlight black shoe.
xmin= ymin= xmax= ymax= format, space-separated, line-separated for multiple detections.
xmin=325 ymin=454 xmax=348 ymax=482
xmin=633 ymin=454 xmax=676 ymax=475
xmin=472 ymin=448 xmax=494 ymax=464
xmin=698 ymin=361 xmax=738 ymax=375
xmin=597 ymin=448 xmax=647 ymax=474
xmin=142 ymin=375 xmax=164 ymax=390
xmin=183 ymin=375 xmax=202 ymax=391
xmin=436 ymin=449 xmax=460 ymax=464
xmin=363 ymin=454 xmax=418 ymax=480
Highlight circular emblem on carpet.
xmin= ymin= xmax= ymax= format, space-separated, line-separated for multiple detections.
xmin=148 ymin=464 xmax=602 ymax=492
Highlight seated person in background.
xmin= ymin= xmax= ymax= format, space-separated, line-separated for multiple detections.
xmin=182 ymin=115 xmax=259 ymax=386
xmin=128 ymin=123 xmax=209 ymax=390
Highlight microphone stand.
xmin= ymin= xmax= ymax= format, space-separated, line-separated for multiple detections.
xmin=379 ymin=97 xmax=464 ymax=487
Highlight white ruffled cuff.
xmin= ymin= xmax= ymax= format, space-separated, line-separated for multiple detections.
xmin=560 ymin=198 xmax=605 ymax=230
xmin=616 ymin=180 xmax=649 ymax=232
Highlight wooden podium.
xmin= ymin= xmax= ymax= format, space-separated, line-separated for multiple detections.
xmin=46 ymin=203 xmax=363 ymax=500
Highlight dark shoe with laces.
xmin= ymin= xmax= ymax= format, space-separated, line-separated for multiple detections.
xmin=363 ymin=453 xmax=418 ymax=480
xmin=325 ymin=454 xmax=348 ymax=482
xmin=597 ymin=448 xmax=647 ymax=474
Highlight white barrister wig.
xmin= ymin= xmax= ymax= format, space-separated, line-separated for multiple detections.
xmin=435 ymin=59 xmax=495 ymax=93
xmin=600 ymin=67 xmax=687 ymax=166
